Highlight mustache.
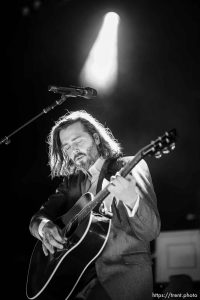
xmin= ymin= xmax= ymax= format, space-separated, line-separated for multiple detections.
xmin=74 ymin=152 xmax=85 ymax=161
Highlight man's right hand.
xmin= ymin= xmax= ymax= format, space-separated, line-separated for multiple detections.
xmin=41 ymin=221 xmax=66 ymax=256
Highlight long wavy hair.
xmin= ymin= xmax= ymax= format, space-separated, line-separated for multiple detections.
xmin=47 ymin=110 xmax=122 ymax=177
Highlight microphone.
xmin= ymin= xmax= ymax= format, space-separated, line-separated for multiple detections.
xmin=48 ymin=85 xmax=97 ymax=99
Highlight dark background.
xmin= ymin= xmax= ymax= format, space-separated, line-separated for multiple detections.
xmin=0 ymin=0 xmax=199 ymax=298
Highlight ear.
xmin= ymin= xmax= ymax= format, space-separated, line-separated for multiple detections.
xmin=93 ymin=133 xmax=100 ymax=145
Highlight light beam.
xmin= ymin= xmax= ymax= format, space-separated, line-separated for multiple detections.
xmin=79 ymin=12 xmax=120 ymax=96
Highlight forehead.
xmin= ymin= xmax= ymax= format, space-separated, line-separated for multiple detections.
xmin=59 ymin=121 xmax=89 ymax=143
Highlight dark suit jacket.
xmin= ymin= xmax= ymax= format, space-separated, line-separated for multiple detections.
xmin=29 ymin=156 xmax=161 ymax=300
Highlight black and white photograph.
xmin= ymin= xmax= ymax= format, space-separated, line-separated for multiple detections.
xmin=1 ymin=1 xmax=200 ymax=299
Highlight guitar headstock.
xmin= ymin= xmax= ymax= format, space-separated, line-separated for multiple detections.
xmin=142 ymin=128 xmax=177 ymax=159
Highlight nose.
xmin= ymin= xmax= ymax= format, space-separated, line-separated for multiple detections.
xmin=70 ymin=146 xmax=79 ymax=160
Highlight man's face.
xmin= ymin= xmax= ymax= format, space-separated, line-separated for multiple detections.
xmin=59 ymin=121 xmax=100 ymax=171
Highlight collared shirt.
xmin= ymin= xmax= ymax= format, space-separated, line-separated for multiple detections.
xmin=87 ymin=156 xmax=105 ymax=195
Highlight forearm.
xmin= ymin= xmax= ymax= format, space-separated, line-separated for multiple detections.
xmin=130 ymin=197 xmax=161 ymax=241
xmin=29 ymin=179 xmax=69 ymax=240
xmin=29 ymin=212 xmax=52 ymax=240
xmin=114 ymin=158 xmax=161 ymax=241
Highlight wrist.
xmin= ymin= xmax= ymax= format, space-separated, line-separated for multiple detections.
xmin=124 ymin=194 xmax=140 ymax=217
xmin=38 ymin=219 xmax=50 ymax=238
xmin=125 ymin=193 xmax=139 ymax=210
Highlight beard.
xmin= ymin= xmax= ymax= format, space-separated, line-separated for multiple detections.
xmin=73 ymin=143 xmax=99 ymax=172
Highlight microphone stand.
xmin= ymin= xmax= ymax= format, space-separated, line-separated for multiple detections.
xmin=0 ymin=94 xmax=71 ymax=145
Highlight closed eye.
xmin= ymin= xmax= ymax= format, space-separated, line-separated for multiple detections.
xmin=62 ymin=138 xmax=84 ymax=153
xmin=62 ymin=144 xmax=71 ymax=152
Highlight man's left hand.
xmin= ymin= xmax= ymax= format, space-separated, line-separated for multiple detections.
xmin=107 ymin=173 xmax=138 ymax=210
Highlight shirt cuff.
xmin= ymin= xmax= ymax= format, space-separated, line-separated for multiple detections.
xmin=38 ymin=218 xmax=50 ymax=238
xmin=124 ymin=195 xmax=140 ymax=217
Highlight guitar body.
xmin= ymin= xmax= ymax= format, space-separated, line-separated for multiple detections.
xmin=26 ymin=194 xmax=111 ymax=300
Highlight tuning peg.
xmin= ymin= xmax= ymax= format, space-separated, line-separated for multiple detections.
xmin=170 ymin=143 xmax=176 ymax=150
xmin=155 ymin=151 xmax=162 ymax=158
xmin=162 ymin=147 xmax=170 ymax=154
xmin=165 ymin=137 xmax=170 ymax=144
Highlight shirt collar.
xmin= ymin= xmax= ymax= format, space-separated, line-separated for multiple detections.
xmin=88 ymin=156 xmax=105 ymax=180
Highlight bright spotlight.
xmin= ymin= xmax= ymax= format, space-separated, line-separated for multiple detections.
xmin=79 ymin=12 xmax=120 ymax=96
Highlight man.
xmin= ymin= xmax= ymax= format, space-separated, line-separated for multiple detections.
xmin=29 ymin=110 xmax=161 ymax=300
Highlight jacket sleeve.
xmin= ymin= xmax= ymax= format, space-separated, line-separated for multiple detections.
xmin=113 ymin=158 xmax=161 ymax=242
xmin=29 ymin=178 xmax=69 ymax=240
